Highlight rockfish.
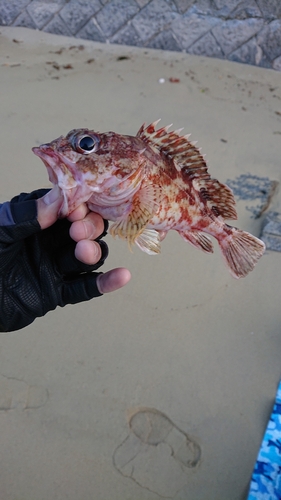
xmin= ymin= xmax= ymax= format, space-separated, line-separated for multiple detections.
xmin=33 ymin=120 xmax=265 ymax=278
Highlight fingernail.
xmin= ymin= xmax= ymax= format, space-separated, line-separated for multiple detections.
xmin=43 ymin=186 xmax=62 ymax=205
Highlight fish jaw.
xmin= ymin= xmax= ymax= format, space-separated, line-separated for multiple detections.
xmin=33 ymin=144 xmax=96 ymax=216
xmin=32 ymin=144 xmax=78 ymax=187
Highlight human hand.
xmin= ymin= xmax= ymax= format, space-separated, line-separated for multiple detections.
xmin=0 ymin=187 xmax=131 ymax=332
xmin=37 ymin=187 xmax=131 ymax=294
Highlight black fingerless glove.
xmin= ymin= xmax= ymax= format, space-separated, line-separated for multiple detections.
xmin=0 ymin=189 xmax=109 ymax=332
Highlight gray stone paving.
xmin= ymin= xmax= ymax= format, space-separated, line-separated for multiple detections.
xmin=1 ymin=0 xmax=281 ymax=70
xmin=261 ymin=213 xmax=281 ymax=252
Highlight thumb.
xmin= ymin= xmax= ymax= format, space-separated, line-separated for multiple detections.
xmin=59 ymin=268 xmax=131 ymax=307
xmin=96 ymin=268 xmax=131 ymax=293
xmin=36 ymin=186 xmax=63 ymax=229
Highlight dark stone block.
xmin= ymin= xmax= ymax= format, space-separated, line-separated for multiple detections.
xmin=132 ymin=0 xmax=178 ymax=42
xmin=261 ymin=212 xmax=281 ymax=252
xmin=146 ymin=29 xmax=183 ymax=51
xmin=110 ymin=22 xmax=143 ymax=47
xmin=59 ymin=0 xmax=102 ymax=35
xmin=226 ymin=175 xmax=278 ymax=219
xmin=77 ymin=18 xmax=106 ymax=43
xmin=135 ymin=0 xmax=150 ymax=7
xmin=13 ymin=10 xmax=37 ymax=29
xmin=228 ymin=0 xmax=262 ymax=20
xmin=213 ymin=0 xmax=244 ymax=17
xmin=96 ymin=0 xmax=139 ymax=38
xmin=273 ymin=56 xmax=281 ymax=71
xmin=27 ymin=2 xmax=62 ymax=30
xmin=171 ymin=12 xmax=219 ymax=50
xmin=262 ymin=232 xmax=281 ymax=251
xmin=174 ymin=0 xmax=196 ymax=14
xmin=257 ymin=20 xmax=281 ymax=61
xmin=213 ymin=0 xmax=240 ymax=8
xmin=188 ymin=0 xmax=216 ymax=16
xmin=0 ymin=0 xmax=30 ymax=25
xmin=212 ymin=18 xmax=264 ymax=56
xmin=256 ymin=0 xmax=281 ymax=20
xmin=29 ymin=0 xmax=67 ymax=4
xmin=257 ymin=53 xmax=274 ymax=69
xmin=43 ymin=14 xmax=72 ymax=36
xmin=229 ymin=37 xmax=262 ymax=66
xmin=188 ymin=30 xmax=223 ymax=57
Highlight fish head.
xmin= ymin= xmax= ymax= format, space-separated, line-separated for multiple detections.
xmin=33 ymin=128 xmax=146 ymax=216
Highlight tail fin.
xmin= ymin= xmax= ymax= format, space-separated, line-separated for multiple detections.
xmin=219 ymin=229 xmax=265 ymax=278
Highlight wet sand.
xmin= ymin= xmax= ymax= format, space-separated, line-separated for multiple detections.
xmin=0 ymin=26 xmax=281 ymax=500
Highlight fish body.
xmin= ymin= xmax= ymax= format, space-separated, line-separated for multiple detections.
xmin=33 ymin=120 xmax=265 ymax=278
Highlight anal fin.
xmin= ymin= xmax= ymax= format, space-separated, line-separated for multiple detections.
xmin=179 ymin=230 xmax=214 ymax=253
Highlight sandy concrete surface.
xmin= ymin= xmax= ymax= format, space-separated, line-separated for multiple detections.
xmin=0 ymin=26 xmax=281 ymax=500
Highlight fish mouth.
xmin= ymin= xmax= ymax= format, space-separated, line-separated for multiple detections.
xmin=32 ymin=145 xmax=77 ymax=187
xmin=32 ymin=146 xmax=58 ymax=185
xmin=32 ymin=144 xmax=80 ymax=216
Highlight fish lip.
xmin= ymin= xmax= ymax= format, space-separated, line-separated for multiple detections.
xmin=32 ymin=143 xmax=87 ymax=217
xmin=32 ymin=144 xmax=62 ymax=167
xmin=32 ymin=144 xmax=65 ymax=166
xmin=32 ymin=144 xmax=78 ymax=189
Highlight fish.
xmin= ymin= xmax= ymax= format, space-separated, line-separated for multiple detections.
xmin=32 ymin=120 xmax=265 ymax=278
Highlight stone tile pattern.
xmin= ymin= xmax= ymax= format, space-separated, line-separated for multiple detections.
xmin=0 ymin=0 xmax=281 ymax=71
xmin=261 ymin=212 xmax=281 ymax=252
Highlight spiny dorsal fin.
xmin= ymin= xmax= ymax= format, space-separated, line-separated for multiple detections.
xmin=137 ymin=120 xmax=210 ymax=181
xmin=137 ymin=120 xmax=237 ymax=221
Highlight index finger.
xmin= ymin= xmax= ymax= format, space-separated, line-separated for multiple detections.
xmin=67 ymin=203 xmax=90 ymax=222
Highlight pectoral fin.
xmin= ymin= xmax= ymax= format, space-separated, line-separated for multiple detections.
xmin=109 ymin=184 xmax=159 ymax=244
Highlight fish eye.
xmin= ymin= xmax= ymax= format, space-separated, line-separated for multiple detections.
xmin=74 ymin=134 xmax=99 ymax=154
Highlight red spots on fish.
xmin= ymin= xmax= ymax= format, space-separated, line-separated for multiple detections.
xmin=146 ymin=125 xmax=155 ymax=134
xmin=161 ymin=154 xmax=178 ymax=181
xmin=154 ymin=127 xmax=168 ymax=139
xmin=177 ymin=206 xmax=193 ymax=226
xmin=211 ymin=206 xmax=220 ymax=217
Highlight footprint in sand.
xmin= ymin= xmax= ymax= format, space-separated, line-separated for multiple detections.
xmin=113 ymin=407 xmax=201 ymax=498
xmin=0 ymin=374 xmax=48 ymax=411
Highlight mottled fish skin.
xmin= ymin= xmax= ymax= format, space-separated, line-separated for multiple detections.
xmin=32 ymin=121 xmax=265 ymax=278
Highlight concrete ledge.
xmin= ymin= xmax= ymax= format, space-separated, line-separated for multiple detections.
xmin=0 ymin=0 xmax=281 ymax=70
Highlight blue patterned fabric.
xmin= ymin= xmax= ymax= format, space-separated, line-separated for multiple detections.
xmin=248 ymin=380 xmax=281 ymax=499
